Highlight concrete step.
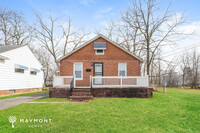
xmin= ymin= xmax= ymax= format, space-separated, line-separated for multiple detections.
xmin=72 ymin=89 xmax=91 ymax=93
xmin=69 ymin=96 xmax=93 ymax=102
xmin=72 ymin=92 xmax=92 ymax=96
xmin=72 ymin=94 xmax=92 ymax=96
xmin=69 ymin=96 xmax=93 ymax=99
xmin=72 ymin=92 xmax=91 ymax=94
xmin=73 ymin=88 xmax=91 ymax=91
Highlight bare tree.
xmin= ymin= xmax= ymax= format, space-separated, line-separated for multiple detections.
xmin=0 ymin=7 xmax=32 ymax=45
xmin=180 ymin=53 xmax=190 ymax=87
xmin=121 ymin=0 xmax=186 ymax=76
xmin=34 ymin=13 xmax=88 ymax=69
xmin=9 ymin=12 xmax=32 ymax=45
xmin=190 ymin=51 xmax=200 ymax=88
xmin=30 ymin=45 xmax=57 ymax=87
xmin=180 ymin=51 xmax=200 ymax=88
xmin=0 ymin=7 xmax=13 ymax=45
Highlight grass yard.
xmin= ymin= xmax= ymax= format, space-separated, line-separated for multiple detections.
xmin=30 ymin=98 xmax=69 ymax=102
xmin=0 ymin=88 xmax=200 ymax=133
xmin=0 ymin=90 xmax=48 ymax=100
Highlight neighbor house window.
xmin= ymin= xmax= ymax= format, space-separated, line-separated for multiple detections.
xmin=30 ymin=71 xmax=37 ymax=75
xmin=96 ymin=49 xmax=104 ymax=55
xmin=74 ymin=63 xmax=83 ymax=80
xmin=30 ymin=68 xmax=40 ymax=75
xmin=14 ymin=64 xmax=28 ymax=73
xmin=118 ymin=63 xmax=127 ymax=76
xmin=15 ymin=68 xmax=24 ymax=73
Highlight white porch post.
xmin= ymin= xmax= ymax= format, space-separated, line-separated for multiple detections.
xmin=90 ymin=75 xmax=92 ymax=88
xmin=120 ymin=76 xmax=123 ymax=88
xmin=147 ymin=75 xmax=149 ymax=87
xmin=74 ymin=77 xmax=76 ymax=88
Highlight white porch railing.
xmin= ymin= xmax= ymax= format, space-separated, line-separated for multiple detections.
xmin=53 ymin=76 xmax=73 ymax=87
xmin=53 ymin=76 xmax=149 ymax=88
xmin=91 ymin=76 xmax=149 ymax=88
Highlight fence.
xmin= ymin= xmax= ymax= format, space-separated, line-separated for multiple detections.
xmin=91 ymin=76 xmax=149 ymax=88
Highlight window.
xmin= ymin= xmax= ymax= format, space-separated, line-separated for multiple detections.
xmin=15 ymin=68 xmax=24 ymax=73
xmin=118 ymin=63 xmax=127 ymax=76
xmin=96 ymin=49 xmax=104 ymax=55
xmin=94 ymin=42 xmax=106 ymax=49
xmin=30 ymin=71 xmax=37 ymax=75
xmin=74 ymin=63 xmax=83 ymax=80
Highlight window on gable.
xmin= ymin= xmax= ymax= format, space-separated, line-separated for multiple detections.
xmin=118 ymin=63 xmax=127 ymax=76
xmin=74 ymin=63 xmax=83 ymax=80
xmin=96 ymin=49 xmax=104 ymax=55
xmin=94 ymin=42 xmax=106 ymax=55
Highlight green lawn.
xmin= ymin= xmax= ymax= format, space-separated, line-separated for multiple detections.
xmin=0 ymin=90 xmax=48 ymax=100
xmin=30 ymin=98 xmax=69 ymax=102
xmin=0 ymin=88 xmax=200 ymax=133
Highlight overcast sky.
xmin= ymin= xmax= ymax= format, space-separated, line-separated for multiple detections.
xmin=1 ymin=0 xmax=200 ymax=63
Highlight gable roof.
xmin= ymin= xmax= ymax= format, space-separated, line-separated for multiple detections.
xmin=0 ymin=45 xmax=26 ymax=53
xmin=58 ymin=34 xmax=143 ymax=62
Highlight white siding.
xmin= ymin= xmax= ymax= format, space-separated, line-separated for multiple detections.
xmin=0 ymin=46 xmax=43 ymax=90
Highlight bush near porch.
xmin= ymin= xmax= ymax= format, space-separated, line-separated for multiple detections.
xmin=0 ymin=88 xmax=199 ymax=132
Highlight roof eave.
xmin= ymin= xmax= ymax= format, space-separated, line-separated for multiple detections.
xmin=0 ymin=55 xmax=9 ymax=60
xmin=58 ymin=34 xmax=143 ymax=62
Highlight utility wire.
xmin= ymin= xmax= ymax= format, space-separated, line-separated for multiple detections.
xmin=161 ymin=43 xmax=200 ymax=58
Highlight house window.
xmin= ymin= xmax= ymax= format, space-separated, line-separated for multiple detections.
xmin=96 ymin=49 xmax=104 ymax=55
xmin=118 ymin=63 xmax=127 ymax=76
xmin=15 ymin=68 xmax=24 ymax=73
xmin=30 ymin=71 xmax=37 ymax=75
xmin=74 ymin=63 xmax=83 ymax=80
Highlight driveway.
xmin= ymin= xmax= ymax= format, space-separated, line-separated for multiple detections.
xmin=0 ymin=92 xmax=49 ymax=110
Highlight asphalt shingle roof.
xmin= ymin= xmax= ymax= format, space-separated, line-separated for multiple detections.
xmin=0 ymin=45 xmax=26 ymax=53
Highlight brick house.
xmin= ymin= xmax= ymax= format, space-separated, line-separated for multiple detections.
xmin=51 ymin=34 xmax=152 ymax=100
xmin=59 ymin=34 xmax=142 ymax=86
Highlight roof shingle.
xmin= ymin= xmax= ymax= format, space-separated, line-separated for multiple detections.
xmin=0 ymin=45 xmax=26 ymax=53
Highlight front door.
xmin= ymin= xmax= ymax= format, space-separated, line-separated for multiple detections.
xmin=94 ymin=63 xmax=103 ymax=84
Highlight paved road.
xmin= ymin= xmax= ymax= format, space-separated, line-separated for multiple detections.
xmin=0 ymin=92 xmax=49 ymax=110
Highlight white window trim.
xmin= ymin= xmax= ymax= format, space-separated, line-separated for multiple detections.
xmin=73 ymin=62 xmax=83 ymax=80
xmin=95 ymin=49 xmax=104 ymax=55
xmin=118 ymin=63 xmax=127 ymax=76
xmin=94 ymin=48 xmax=106 ymax=50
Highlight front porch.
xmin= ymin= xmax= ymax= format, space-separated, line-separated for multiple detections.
xmin=51 ymin=76 xmax=152 ymax=101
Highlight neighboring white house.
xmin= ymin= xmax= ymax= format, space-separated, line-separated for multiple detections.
xmin=0 ymin=45 xmax=43 ymax=94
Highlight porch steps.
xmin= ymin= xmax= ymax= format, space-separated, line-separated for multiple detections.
xmin=72 ymin=92 xmax=92 ymax=96
xmin=70 ymin=88 xmax=93 ymax=102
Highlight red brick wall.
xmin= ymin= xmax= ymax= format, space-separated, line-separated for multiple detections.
xmin=60 ymin=37 xmax=141 ymax=86
xmin=49 ymin=88 xmax=71 ymax=98
xmin=0 ymin=90 xmax=9 ymax=96
xmin=14 ymin=88 xmax=42 ymax=93
xmin=92 ymin=88 xmax=153 ymax=98
xmin=0 ymin=88 xmax=42 ymax=97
